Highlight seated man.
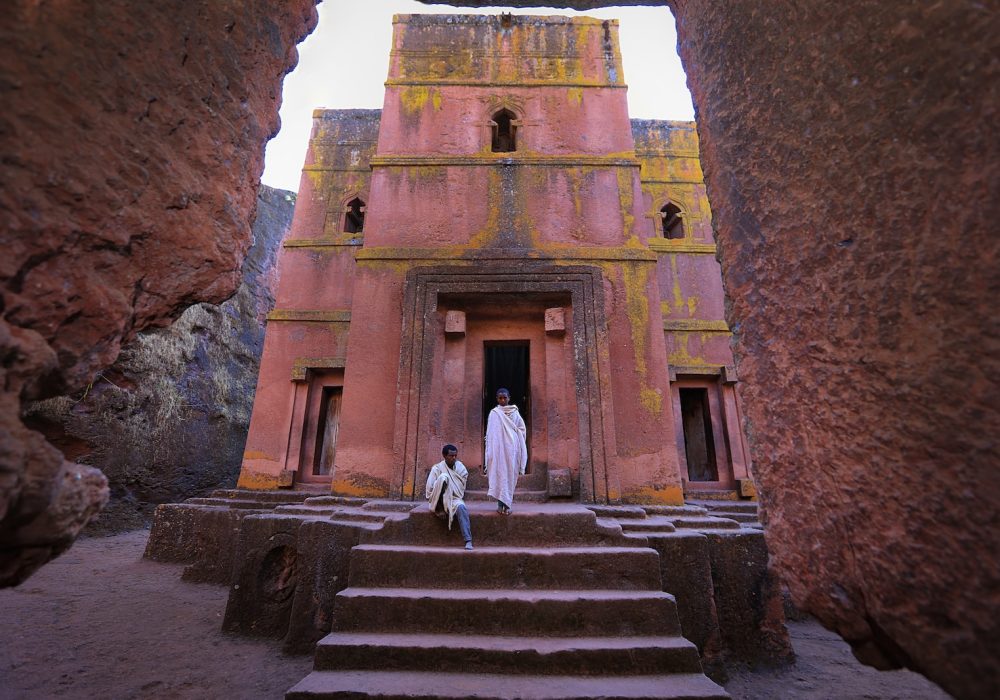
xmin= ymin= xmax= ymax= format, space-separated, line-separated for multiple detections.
xmin=425 ymin=444 xmax=473 ymax=550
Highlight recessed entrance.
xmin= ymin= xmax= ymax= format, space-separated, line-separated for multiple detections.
xmin=483 ymin=341 xmax=530 ymax=470
xmin=313 ymin=386 xmax=342 ymax=476
xmin=679 ymin=387 xmax=718 ymax=481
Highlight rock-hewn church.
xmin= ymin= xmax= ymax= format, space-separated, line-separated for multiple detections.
xmin=239 ymin=14 xmax=753 ymax=506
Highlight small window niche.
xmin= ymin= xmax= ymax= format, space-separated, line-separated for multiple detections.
xmin=344 ymin=197 xmax=366 ymax=234
xmin=660 ymin=203 xmax=684 ymax=239
xmin=491 ymin=109 xmax=517 ymax=153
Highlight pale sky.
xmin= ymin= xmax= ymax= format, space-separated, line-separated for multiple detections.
xmin=262 ymin=1 xmax=693 ymax=192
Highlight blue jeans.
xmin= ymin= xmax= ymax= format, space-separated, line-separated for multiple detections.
xmin=454 ymin=503 xmax=472 ymax=544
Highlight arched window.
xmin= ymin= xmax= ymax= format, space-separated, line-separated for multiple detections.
xmin=660 ymin=203 xmax=684 ymax=239
xmin=491 ymin=109 xmax=517 ymax=153
xmin=344 ymin=197 xmax=365 ymax=233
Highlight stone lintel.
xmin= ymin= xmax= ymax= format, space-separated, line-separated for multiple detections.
xmin=669 ymin=365 xmax=724 ymax=382
xmin=291 ymin=357 xmax=347 ymax=382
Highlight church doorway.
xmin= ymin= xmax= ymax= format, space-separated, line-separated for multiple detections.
xmin=482 ymin=341 xmax=531 ymax=472
xmin=679 ymin=387 xmax=718 ymax=482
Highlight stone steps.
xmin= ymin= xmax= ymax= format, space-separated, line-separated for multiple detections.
xmin=366 ymin=505 xmax=632 ymax=547
xmin=209 ymin=488 xmax=313 ymax=504
xmin=347 ymin=544 xmax=662 ymax=590
xmin=332 ymin=587 xmax=682 ymax=636
xmin=312 ymin=633 xmax=704 ymax=675
xmin=704 ymin=511 xmax=758 ymax=524
xmin=302 ymin=496 xmax=369 ymax=508
xmin=287 ymin=670 xmax=728 ymax=700
xmin=286 ymin=504 xmax=727 ymax=699
xmin=671 ymin=516 xmax=741 ymax=530
xmin=275 ymin=505 xmax=389 ymax=522
xmin=692 ymin=502 xmax=758 ymax=514
xmin=616 ymin=517 xmax=679 ymax=534
xmin=643 ymin=505 xmax=709 ymax=517
xmin=464 ymin=488 xmax=549 ymax=503
xmin=586 ymin=504 xmax=650 ymax=519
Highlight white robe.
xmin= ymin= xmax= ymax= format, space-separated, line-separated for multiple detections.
xmin=425 ymin=459 xmax=468 ymax=531
xmin=484 ymin=404 xmax=527 ymax=507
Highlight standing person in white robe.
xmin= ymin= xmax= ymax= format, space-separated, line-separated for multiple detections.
xmin=483 ymin=387 xmax=527 ymax=514
xmin=425 ymin=444 xmax=473 ymax=549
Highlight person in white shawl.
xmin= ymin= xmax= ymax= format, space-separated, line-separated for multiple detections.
xmin=425 ymin=444 xmax=473 ymax=549
xmin=483 ymin=388 xmax=527 ymax=514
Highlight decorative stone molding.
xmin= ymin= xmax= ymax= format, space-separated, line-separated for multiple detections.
xmin=291 ymin=357 xmax=347 ymax=382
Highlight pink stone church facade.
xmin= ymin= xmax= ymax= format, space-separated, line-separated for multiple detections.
xmin=238 ymin=15 xmax=753 ymax=505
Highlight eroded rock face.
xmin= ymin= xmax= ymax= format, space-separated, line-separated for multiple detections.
xmin=26 ymin=186 xmax=295 ymax=532
xmin=670 ymin=2 xmax=999 ymax=697
xmin=0 ymin=1 xmax=317 ymax=586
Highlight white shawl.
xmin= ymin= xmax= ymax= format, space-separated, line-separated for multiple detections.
xmin=484 ymin=405 xmax=527 ymax=507
xmin=425 ymin=459 xmax=468 ymax=530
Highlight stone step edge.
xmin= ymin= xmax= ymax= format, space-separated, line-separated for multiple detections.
xmin=316 ymin=631 xmax=697 ymax=652
xmin=350 ymin=544 xmax=656 ymax=555
xmin=286 ymin=670 xmax=728 ymax=700
xmin=336 ymin=587 xmax=676 ymax=602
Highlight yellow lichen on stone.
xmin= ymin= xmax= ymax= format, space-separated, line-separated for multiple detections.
xmin=567 ymin=87 xmax=583 ymax=106
xmin=237 ymin=468 xmax=292 ymax=491
xmin=330 ymin=478 xmax=388 ymax=498
xmin=623 ymin=485 xmax=685 ymax=506
xmin=619 ymin=263 xmax=663 ymax=416
xmin=400 ymin=86 xmax=442 ymax=116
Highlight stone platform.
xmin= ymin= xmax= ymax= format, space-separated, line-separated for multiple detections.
xmin=145 ymin=490 xmax=791 ymax=695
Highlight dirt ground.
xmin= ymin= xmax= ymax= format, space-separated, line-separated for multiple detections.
xmin=0 ymin=530 xmax=950 ymax=700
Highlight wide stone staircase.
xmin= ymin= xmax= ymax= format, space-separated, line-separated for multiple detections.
xmin=286 ymin=502 xmax=728 ymax=699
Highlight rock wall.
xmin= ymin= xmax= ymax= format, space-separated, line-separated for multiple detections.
xmin=0 ymin=1 xmax=317 ymax=586
xmin=671 ymin=2 xmax=998 ymax=698
xmin=26 ymin=186 xmax=295 ymax=532
xmin=428 ymin=1 xmax=1000 ymax=697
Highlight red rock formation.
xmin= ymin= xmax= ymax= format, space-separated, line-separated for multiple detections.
xmin=25 ymin=186 xmax=295 ymax=532
xmin=432 ymin=1 xmax=1000 ymax=697
xmin=0 ymin=1 xmax=317 ymax=586
xmin=670 ymin=2 xmax=1000 ymax=697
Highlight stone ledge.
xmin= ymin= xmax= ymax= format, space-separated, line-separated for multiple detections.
xmin=267 ymin=309 xmax=352 ymax=323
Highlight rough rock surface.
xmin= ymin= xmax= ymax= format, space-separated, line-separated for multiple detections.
xmin=671 ymin=3 xmax=1000 ymax=698
xmin=26 ymin=186 xmax=295 ymax=532
xmin=0 ymin=1 xmax=317 ymax=586
xmin=431 ymin=1 xmax=1000 ymax=697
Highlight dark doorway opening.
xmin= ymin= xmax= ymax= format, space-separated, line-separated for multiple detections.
xmin=313 ymin=387 xmax=342 ymax=475
xmin=483 ymin=341 xmax=530 ymax=468
xmin=679 ymin=388 xmax=718 ymax=481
